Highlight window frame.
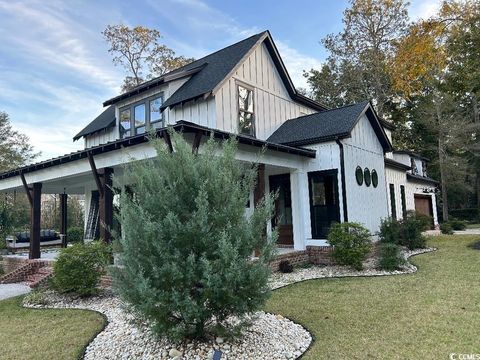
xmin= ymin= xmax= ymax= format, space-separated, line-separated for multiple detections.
xmin=118 ymin=92 xmax=165 ymax=138
xmin=236 ymin=81 xmax=255 ymax=137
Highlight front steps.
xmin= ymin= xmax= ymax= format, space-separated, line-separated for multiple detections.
xmin=0 ymin=259 xmax=53 ymax=289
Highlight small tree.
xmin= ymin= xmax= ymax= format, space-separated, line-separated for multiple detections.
xmin=112 ymin=131 xmax=276 ymax=340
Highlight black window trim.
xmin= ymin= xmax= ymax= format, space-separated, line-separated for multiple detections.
xmin=119 ymin=92 xmax=165 ymax=138
xmin=389 ymin=183 xmax=397 ymax=220
xmin=236 ymin=81 xmax=255 ymax=137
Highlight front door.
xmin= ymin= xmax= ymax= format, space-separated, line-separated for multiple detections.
xmin=269 ymin=174 xmax=293 ymax=246
xmin=308 ymin=170 xmax=340 ymax=239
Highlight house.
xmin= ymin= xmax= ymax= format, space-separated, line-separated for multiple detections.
xmin=0 ymin=30 xmax=438 ymax=259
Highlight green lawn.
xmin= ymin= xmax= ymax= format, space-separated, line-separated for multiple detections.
xmin=265 ymin=235 xmax=480 ymax=359
xmin=0 ymin=296 xmax=106 ymax=360
xmin=466 ymin=223 xmax=480 ymax=229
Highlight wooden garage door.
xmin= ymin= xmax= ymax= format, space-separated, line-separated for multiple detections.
xmin=414 ymin=195 xmax=433 ymax=229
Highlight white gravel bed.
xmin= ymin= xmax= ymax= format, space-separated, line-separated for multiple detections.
xmin=24 ymin=291 xmax=311 ymax=360
xmin=269 ymin=247 xmax=436 ymax=290
xmin=22 ymin=247 xmax=435 ymax=359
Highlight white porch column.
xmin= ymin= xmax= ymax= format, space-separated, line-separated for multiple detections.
xmin=290 ymin=170 xmax=308 ymax=250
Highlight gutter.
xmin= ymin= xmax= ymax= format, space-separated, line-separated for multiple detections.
xmin=336 ymin=138 xmax=348 ymax=222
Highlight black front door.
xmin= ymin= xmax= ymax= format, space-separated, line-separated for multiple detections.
xmin=308 ymin=170 xmax=340 ymax=239
xmin=269 ymin=174 xmax=293 ymax=245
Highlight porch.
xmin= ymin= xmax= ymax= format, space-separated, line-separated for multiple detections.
xmin=0 ymin=122 xmax=324 ymax=259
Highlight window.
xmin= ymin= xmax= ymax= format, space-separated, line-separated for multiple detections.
xmin=120 ymin=109 xmax=131 ymax=138
xmin=364 ymin=168 xmax=371 ymax=187
xmin=134 ymin=104 xmax=146 ymax=134
xmin=119 ymin=94 xmax=164 ymax=138
xmin=400 ymin=185 xmax=407 ymax=218
xmin=238 ymin=85 xmax=254 ymax=136
xmin=371 ymin=169 xmax=378 ymax=188
xmin=422 ymin=161 xmax=427 ymax=177
xmin=355 ymin=166 xmax=364 ymax=185
xmin=150 ymin=97 xmax=163 ymax=129
xmin=389 ymin=183 xmax=397 ymax=220
xmin=411 ymin=158 xmax=418 ymax=175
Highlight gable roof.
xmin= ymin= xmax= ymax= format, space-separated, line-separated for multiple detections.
xmin=267 ymin=101 xmax=392 ymax=151
xmin=79 ymin=31 xmax=327 ymax=141
xmin=73 ymin=106 xmax=116 ymax=141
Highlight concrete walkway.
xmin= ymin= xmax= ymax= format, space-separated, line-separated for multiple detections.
xmin=0 ymin=283 xmax=31 ymax=301
xmin=424 ymin=228 xmax=480 ymax=236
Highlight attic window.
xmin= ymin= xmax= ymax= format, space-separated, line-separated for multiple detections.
xmin=238 ymin=84 xmax=255 ymax=136
xmin=120 ymin=109 xmax=131 ymax=138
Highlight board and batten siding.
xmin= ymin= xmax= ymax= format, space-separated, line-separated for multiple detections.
xmin=214 ymin=43 xmax=316 ymax=140
xmin=84 ymin=77 xmax=216 ymax=149
xmin=84 ymin=128 xmax=118 ymax=148
xmin=342 ymin=114 xmax=389 ymax=235
xmin=385 ymin=167 xmax=407 ymax=220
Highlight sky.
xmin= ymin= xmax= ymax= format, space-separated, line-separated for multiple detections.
xmin=0 ymin=0 xmax=441 ymax=161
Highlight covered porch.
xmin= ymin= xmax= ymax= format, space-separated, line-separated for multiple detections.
xmin=0 ymin=122 xmax=317 ymax=259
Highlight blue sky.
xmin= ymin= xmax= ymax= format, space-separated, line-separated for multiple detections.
xmin=0 ymin=0 xmax=441 ymax=160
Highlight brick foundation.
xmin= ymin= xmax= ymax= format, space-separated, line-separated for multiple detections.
xmin=269 ymin=246 xmax=333 ymax=272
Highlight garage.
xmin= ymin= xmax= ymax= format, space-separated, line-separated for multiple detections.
xmin=414 ymin=194 xmax=434 ymax=229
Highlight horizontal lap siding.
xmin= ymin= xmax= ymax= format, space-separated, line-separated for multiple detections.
xmin=215 ymin=43 xmax=316 ymax=141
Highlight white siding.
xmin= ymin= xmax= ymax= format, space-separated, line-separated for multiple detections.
xmin=343 ymin=115 xmax=389 ymax=235
xmin=405 ymin=181 xmax=438 ymax=226
xmin=83 ymin=77 xmax=216 ymax=148
xmin=385 ymin=167 xmax=407 ymax=220
xmin=85 ymin=128 xmax=117 ymax=148
xmin=214 ymin=43 xmax=316 ymax=140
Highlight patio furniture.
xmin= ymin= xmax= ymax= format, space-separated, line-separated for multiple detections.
xmin=6 ymin=230 xmax=62 ymax=250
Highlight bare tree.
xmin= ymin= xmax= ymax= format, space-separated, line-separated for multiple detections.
xmin=102 ymin=25 xmax=194 ymax=93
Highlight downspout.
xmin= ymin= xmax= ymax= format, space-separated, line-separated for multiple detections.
xmin=336 ymin=138 xmax=348 ymax=222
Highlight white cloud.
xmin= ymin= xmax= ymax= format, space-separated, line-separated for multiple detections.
xmin=276 ymin=40 xmax=323 ymax=89
xmin=148 ymin=0 xmax=321 ymax=89
xmin=410 ymin=0 xmax=441 ymax=20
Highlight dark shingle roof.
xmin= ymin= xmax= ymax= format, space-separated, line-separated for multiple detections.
xmin=73 ymin=106 xmax=115 ymax=141
xmin=267 ymin=101 xmax=392 ymax=151
xmin=268 ymin=101 xmax=370 ymax=145
xmin=78 ymin=31 xmax=327 ymax=141
xmin=161 ymin=32 xmax=266 ymax=109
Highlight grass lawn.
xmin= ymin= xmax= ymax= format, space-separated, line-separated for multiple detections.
xmin=466 ymin=223 xmax=480 ymax=229
xmin=0 ymin=296 xmax=106 ymax=360
xmin=265 ymin=235 xmax=480 ymax=359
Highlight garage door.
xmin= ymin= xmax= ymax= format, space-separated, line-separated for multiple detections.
xmin=414 ymin=195 xmax=433 ymax=229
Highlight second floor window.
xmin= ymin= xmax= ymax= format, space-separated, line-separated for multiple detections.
xmin=120 ymin=109 xmax=131 ymax=137
xmin=120 ymin=94 xmax=164 ymax=138
xmin=238 ymin=85 xmax=254 ymax=136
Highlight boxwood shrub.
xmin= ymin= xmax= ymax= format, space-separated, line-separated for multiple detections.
xmin=67 ymin=226 xmax=84 ymax=243
xmin=378 ymin=243 xmax=405 ymax=271
xmin=327 ymin=222 xmax=372 ymax=270
xmin=51 ymin=241 xmax=111 ymax=296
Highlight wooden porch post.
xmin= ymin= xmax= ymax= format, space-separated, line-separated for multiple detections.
xmin=60 ymin=193 xmax=68 ymax=247
xmin=254 ymin=164 xmax=266 ymax=206
xmin=98 ymin=168 xmax=114 ymax=243
xmin=29 ymin=183 xmax=42 ymax=259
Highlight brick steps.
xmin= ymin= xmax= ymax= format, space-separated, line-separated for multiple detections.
xmin=0 ymin=259 xmax=53 ymax=288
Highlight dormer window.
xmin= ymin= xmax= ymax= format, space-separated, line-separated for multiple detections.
xmin=120 ymin=109 xmax=131 ymax=137
xmin=134 ymin=104 xmax=146 ymax=134
xmin=422 ymin=161 xmax=427 ymax=177
xmin=411 ymin=158 xmax=418 ymax=175
xmin=238 ymin=84 xmax=254 ymax=136
xmin=120 ymin=94 xmax=164 ymax=138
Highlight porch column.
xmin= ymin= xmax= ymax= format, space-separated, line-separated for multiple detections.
xmin=30 ymin=183 xmax=42 ymax=259
xmin=254 ymin=164 xmax=265 ymax=206
xmin=98 ymin=167 xmax=114 ymax=243
xmin=290 ymin=171 xmax=307 ymax=250
xmin=60 ymin=193 xmax=68 ymax=247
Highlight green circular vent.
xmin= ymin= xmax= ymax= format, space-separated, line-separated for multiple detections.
xmin=364 ymin=168 xmax=371 ymax=187
xmin=355 ymin=166 xmax=363 ymax=185
xmin=372 ymin=169 xmax=378 ymax=188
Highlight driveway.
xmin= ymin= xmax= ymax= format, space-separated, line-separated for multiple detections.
xmin=0 ymin=283 xmax=31 ymax=300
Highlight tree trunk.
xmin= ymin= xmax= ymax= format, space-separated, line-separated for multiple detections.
xmin=472 ymin=95 xmax=480 ymax=208
xmin=435 ymin=97 xmax=449 ymax=222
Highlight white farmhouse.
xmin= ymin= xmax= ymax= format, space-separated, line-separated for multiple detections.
xmin=0 ymin=31 xmax=438 ymax=258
